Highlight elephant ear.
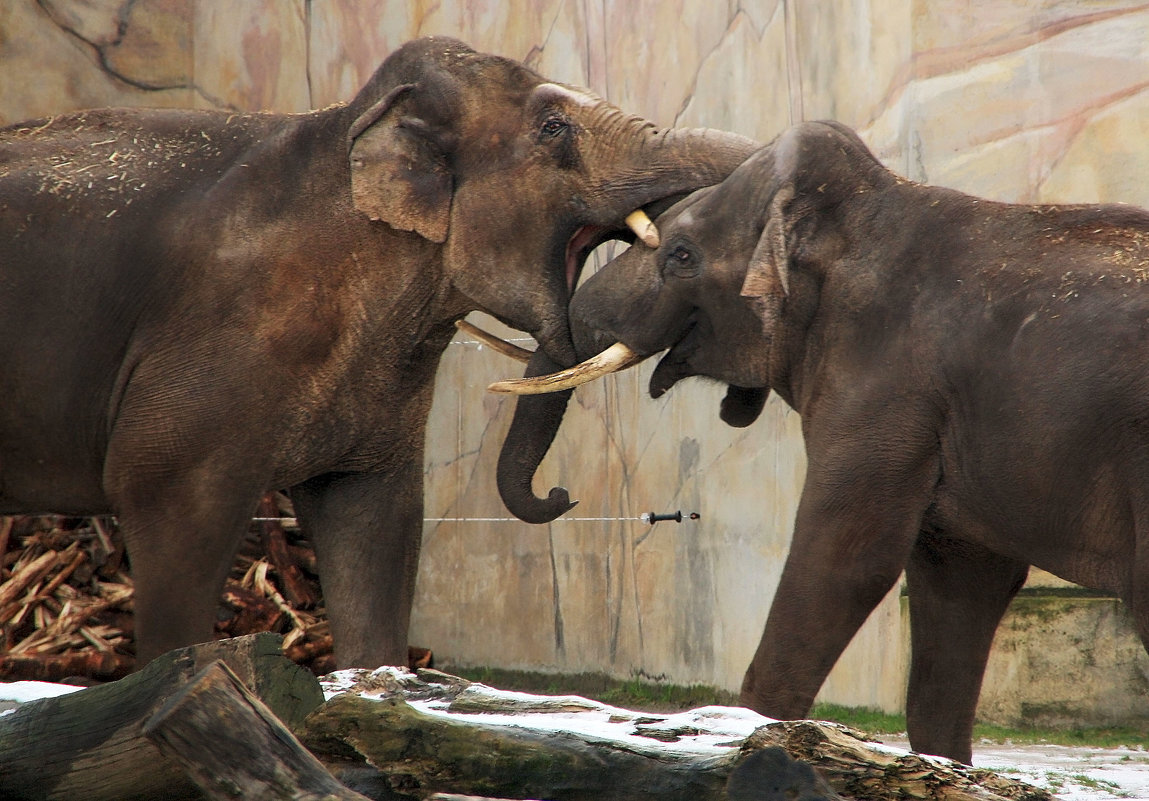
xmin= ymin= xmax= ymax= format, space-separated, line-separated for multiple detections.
xmin=739 ymin=183 xmax=794 ymax=333
xmin=348 ymin=75 xmax=459 ymax=244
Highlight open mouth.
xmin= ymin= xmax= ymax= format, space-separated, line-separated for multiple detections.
xmin=471 ymin=204 xmax=682 ymax=393
xmin=564 ymin=224 xmax=615 ymax=294
xmin=562 ymin=201 xmax=678 ymax=294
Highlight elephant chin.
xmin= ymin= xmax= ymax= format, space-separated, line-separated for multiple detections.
xmin=720 ymin=386 xmax=770 ymax=427
xmin=650 ymin=337 xmax=769 ymax=427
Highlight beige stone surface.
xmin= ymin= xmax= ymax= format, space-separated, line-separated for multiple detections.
xmin=980 ymin=595 xmax=1149 ymax=728
xmin=4 ymin=0 xmax=1149 ymax=726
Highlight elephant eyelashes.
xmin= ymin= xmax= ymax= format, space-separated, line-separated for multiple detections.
xmin=663 ymin=243 xmax=701 ymax=279
xmin=538 ymin=113 xmax=580 ymax=170
xmin=539 ymin=115 xmax=570 ymax=139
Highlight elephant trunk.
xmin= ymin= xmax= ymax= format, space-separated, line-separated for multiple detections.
xmin=497 ymin=350 xmax=577 ymax=524
xmin=641 ymin=127 xmax=760 ymax=197
xmin=496 ymin=126 xmax=760 ymax=524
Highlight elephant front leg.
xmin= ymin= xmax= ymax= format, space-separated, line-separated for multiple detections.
xmin=904 ymin=532 xmax=1028 ymax=764
xmin=292 ymin=466 xmax=423 ymax=668
xmin=739 ymin=526 xmax=915 ymax=719
xmin=739 ymin=440 xmax=937 ymax=721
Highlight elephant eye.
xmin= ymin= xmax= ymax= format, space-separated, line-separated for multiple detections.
xmin=663 ymin=243 xmax=701 ymax=278
xmin=540 ymin=115 xmax=569 ymax=138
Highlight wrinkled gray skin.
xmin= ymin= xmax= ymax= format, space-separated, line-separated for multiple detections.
xmin=0 ymin=36 xmax=756 ymax=669
xmin=514 ymin=120 xmax=1149 ymax=763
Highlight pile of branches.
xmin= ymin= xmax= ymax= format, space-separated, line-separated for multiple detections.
xmin=0 ymin=493 xmax=341 ymax=682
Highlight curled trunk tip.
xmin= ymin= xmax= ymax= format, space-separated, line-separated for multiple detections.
xmin=495 ymin=351 xmax=579 ymax=524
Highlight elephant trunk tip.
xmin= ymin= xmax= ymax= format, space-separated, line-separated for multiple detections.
xmin=500 ymin=482 xmax=577 ymax=525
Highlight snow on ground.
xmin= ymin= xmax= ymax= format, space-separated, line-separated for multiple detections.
xmin=884 ymin=737 xmax=1149 ymax=801
xmin=0 ymin=680 xmax=84 ymax=715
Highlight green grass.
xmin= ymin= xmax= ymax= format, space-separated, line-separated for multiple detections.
xmin=443 ymin=665 xmax=1149 ymax=749
xmin=445 ymin=665 xmax=738 ymax=711
xmin=807 ymin=703 xmax=906 ymax=735
xmin=795 ymin=703 xmax=1149 ymax=749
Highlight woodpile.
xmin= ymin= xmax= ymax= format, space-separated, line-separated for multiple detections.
xmin=0 ymin=493 xmax=349 ymax=681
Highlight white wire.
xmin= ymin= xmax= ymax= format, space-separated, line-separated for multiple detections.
xmin=253 ymin=516 xmax=640 ymax=524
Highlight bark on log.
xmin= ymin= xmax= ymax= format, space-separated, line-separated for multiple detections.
xmin=0 ymin=632 xmax=324 ymax=801
xmin=0 ymin=650 xmax=132 ymax=682
xmin=304 ymin=692 xmax=737 ymax=801
xmin=143 ymin=660 xmax=369 ymax=801
xmin=745 ymin=721 xmax=1048 ymax=801
xmin=300 ymin=668 xmax=1049 ymax=801
xmin=428 ymin=796 xmax=542 ymax=801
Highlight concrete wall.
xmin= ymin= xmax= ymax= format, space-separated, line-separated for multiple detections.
xmin=5 ymin=0 xmax=1149 ymax=725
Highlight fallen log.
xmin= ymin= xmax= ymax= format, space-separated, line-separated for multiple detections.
xmin=745 ymin=721 xmax=1045 ymax=801
xmin=144 ymin=659 xmax=369 ymax=801
xmin=0 ymin=632 xmax=324 ymax=801
xmin=300 ymin=668 xmax=1046 ymax=801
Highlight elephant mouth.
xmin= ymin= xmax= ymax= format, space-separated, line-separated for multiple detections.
xmin=564 ymin=225 xmax=613 ymax=294
xmin=564 ymin=205 xmax=672 ymax=294
xmin=649 ymin=320 xmax=702 ymax=398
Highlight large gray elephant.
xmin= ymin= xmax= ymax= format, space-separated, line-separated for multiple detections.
xmin=0 ymin=36 xmax=756 ymax=669
xmin=494 ymin=120 xmax=1149 ymax=763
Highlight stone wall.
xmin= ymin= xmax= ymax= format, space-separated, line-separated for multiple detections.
xmin=4 ymin=0 xmax=1149 ymax=725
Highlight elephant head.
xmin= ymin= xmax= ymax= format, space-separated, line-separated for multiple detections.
xmin=492 ymin=122 xmax=889 ymax=520
xmin=346 ymin=37 xmax=758 ymax=369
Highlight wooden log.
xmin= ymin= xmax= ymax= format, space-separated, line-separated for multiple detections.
xmin=303 ymin=692 xmax=737 ymax=801
xmin=143 ymin=660 xmax=369 ymax=801
xmin=0 ymin=632 xmax=324 ymax=801
xmin=301 ymin=669 xmax=1047 ymax=801
xmin=0 ymin=650 xmax=132 ymax=682
xmin=743 ymin=721 xmax=1049 ymax=801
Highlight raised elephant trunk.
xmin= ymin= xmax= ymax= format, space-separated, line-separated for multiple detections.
xmin=496 ymin=349 xmax=578 ymax=524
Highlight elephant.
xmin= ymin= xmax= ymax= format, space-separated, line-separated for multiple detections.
xmin=0 ymin=35 xmax=757 ymax=670
xmin=492 ymin=120 xmax=1149 ymax=763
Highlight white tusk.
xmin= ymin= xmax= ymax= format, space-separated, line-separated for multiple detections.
xmin=455 ymin=320 xmax=534 ymax=364
xmin=488 ymin=342 xmax=646 ymax=394
xmin=625 ymin=209 xmax=660 ymax=248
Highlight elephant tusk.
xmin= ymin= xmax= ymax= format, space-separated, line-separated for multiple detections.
xmin=488 ymin=342 xmax=646 ymax=394
xmin=455 ymin=320 xmax=534 ymax=363
xmin=625 ymin=209 xmax=660 ymax=248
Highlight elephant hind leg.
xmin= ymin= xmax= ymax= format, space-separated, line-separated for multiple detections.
xmin=106 ymin=451 xmax=264 ymax=665
xmin=1125 ymin=491 xmax=1149 ymax=654
xmin=118 ymin=496 xmax=259 ymax=666
xmin=903 ymin=531 xmax=1028 ymax=764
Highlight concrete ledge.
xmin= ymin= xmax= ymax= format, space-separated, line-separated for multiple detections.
xmin=978 ymin=593 xmax=1149 ymax=729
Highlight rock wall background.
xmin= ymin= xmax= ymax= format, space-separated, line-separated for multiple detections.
xmin=4 ymin=0 xmax=1149 ymax=724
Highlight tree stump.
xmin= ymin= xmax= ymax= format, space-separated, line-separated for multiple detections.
xmin=0 ymin=632 xmax=324 ymax=801
xmin=143 ymin=660 xmax=369 ymax=801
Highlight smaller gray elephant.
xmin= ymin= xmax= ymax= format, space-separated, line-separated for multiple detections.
xmin=496 ymin=120 xmax=1149 ymax=764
